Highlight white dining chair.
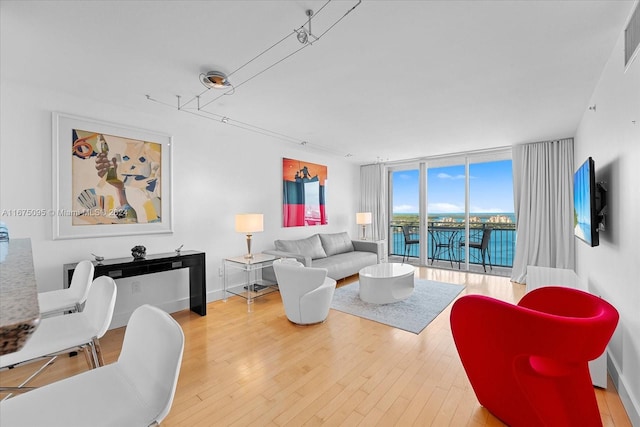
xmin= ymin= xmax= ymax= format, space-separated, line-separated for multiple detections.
xmin=38 ymin=259 xmax=95 ymax=318
xmin=0 ymin=275 xmax=117 ymax=395
xmin=0 ymin=304 xmax=185 ymax=427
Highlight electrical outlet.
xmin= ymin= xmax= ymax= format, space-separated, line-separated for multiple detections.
xmin=132 ymin=281 xmax=141 ymax=294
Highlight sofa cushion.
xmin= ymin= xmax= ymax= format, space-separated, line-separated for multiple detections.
xmin=319 ymin=232 xmax=354 ymax=257
xmin=312 ymin=251 xmax=377 ymax=280
xmin=274 ymin=234 xmax=327 ymax=259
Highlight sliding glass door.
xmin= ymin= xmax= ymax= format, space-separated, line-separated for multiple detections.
xmin=464 ymin=159 xmax=515 ymax=271
xmin=389 ymin=168 xmax=422 ymax=263
xmin=388 ymin=150 xmax=515 ymax=273
xmin=427 ymin=164 xmax=466 ymax=268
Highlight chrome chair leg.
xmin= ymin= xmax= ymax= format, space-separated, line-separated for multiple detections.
xmin=0 ymin=356 xmax=58 ymax=401
xmin=85 ymin=337 xmax=103 ymax=369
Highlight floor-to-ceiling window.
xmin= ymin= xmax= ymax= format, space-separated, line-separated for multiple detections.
xmin=388 ymin=150 xmax=515 ymax=274
xmin=389 ymin=167 xmax=422 ymax=263
xmin=466 ymin=159 xmax=515 ymax=271
xmin=427 ymin=163 xmax=466 ymax=268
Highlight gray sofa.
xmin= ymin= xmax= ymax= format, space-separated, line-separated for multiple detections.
xmin=263 ymin=232 xmax=383 ymax=281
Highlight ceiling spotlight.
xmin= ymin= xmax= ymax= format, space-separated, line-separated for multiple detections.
xmin=200 ymin=71 xmax=231 ymax=89
xmin=296 ymin=9 xmax=314 ymax=44
xmin=296 ymin=28 xmax=309 ymax=44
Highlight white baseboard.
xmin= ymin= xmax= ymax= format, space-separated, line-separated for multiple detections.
xmin=109 ymin=289 xmax=226 ymax=329
xmin=608 ymin=352 xmax=640 ymax=427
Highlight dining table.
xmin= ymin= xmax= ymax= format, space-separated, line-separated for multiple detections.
xmin=0 ymin=238 xmax=41 ymax=355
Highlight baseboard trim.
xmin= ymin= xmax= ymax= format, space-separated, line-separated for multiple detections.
xmin=608 ymin=351 xmax=640 ymax=426
xmin=109 ymin=290 xmax=227 ymax=329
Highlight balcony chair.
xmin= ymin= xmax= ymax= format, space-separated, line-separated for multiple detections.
xmin=401 ymin=225 xmax=419 ymax=263
xmin=0 ymin=304 xmax=185 ymax=427
xmin=459 ymin=226 xmax=492 ymax=272
xmin=273 ymin=258 xmax=337 ymax=325
xmin=38 ymin=259 xmax=95 ymax=318
xmin=450 ymin=286 xmax=619 ymax=427
xmin=0 ymin=276 xmax=117 ymax=396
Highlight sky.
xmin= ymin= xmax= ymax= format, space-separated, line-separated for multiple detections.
xmin=392 ymin=160 xmax=514 ymax=214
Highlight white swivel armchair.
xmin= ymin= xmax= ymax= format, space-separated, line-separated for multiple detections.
xmin=0 ymin=304 xmax=185 ymax=427
xmin=273 ymin=259 xmax=337 ymax=325
xmin=38 ymin=259 xmax=95 ymax=318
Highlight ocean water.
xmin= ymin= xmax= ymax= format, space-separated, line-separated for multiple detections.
xmin=391 ymin=212 xmax=516 ymax=267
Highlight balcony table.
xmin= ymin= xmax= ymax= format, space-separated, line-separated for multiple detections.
xmin=428 ymin=226 xmax=460 ymax=266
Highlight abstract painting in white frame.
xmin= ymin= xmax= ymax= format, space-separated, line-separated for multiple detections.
xmin=52 ymin=112 xmax=173 ymax=239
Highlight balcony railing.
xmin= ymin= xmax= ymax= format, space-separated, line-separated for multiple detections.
xmin=389 ymin=221 xmax=516 ymax=268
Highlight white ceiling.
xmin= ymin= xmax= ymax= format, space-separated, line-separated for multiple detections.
xmin=1 ymin=0 xmax=635 ymax=164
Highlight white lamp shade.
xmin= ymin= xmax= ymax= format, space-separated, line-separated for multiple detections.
xmin=235 ymin=214 xmax=264 ymax=233
xmin=356 ymin=212 xmax=372 ymax=225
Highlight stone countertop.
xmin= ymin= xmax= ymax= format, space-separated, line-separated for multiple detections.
xmin=0 ymin=238 xmax=40 ymax=355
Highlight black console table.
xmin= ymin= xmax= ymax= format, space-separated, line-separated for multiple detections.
xmin=63 ymin=250 xmax=207 ymax=316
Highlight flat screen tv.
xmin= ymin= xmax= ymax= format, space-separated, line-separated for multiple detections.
xmin=574 ymin=157 xmax=602 ymax=247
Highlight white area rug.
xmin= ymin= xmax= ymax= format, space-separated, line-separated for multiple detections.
xmin=330 ymin=279 xmax=465 ymax=334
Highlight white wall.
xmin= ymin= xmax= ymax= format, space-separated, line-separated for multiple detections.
xmin=0 ymin=79 xmax=361 ymax=328
xmin=574 ymin=18 xmax=640 ymax=425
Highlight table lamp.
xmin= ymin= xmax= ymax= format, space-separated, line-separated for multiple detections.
xmin=235 ymin=213 xmax=264 ymax=258
xmin=356 ymin=212 xmax=372 ymax=240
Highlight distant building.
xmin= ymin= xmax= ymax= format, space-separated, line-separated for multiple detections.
xmin=463 ymin=216 xmax=482 ymax=223
xmin=488 ymin=214 xmax=513 ymax=223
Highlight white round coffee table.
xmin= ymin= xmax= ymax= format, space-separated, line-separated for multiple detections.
xmin=358 ymin=263 xmax=415 ymax=304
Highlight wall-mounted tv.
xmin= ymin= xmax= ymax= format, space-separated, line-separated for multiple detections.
xmin=573 ymin=157 xmax=606 ymax=247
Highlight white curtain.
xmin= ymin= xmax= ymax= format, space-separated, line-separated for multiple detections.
xmin=360 ymin=163 xmax=387 ymax=241
xmin=511 ymin=138 xmax=575 ymax=283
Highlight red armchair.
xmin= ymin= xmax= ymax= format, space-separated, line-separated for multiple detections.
xmin=450 ymin=286 xmax=619 ymax=426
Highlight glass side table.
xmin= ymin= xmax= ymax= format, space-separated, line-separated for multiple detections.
xmin=223 ymin=253 xmax=279 ymax=312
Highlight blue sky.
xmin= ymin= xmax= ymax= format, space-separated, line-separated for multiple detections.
xmin=393 ymin=160 xmax=514 ymax=214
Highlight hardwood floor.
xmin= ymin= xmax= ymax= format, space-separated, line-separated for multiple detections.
xmin=1 ymin=267 xmax=631 ymax=426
